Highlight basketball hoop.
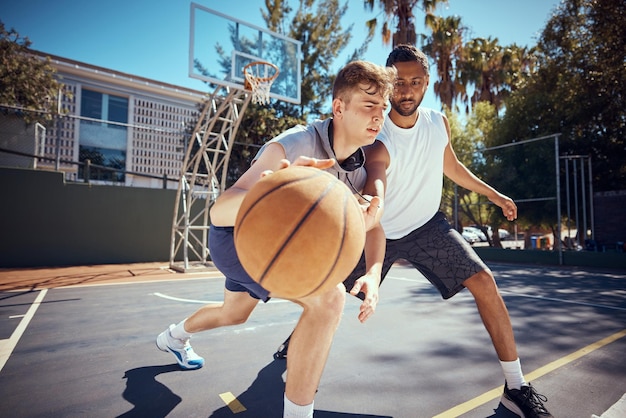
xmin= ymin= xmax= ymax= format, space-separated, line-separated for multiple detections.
xmin=243 ymin=61 xmax=280 ymax=105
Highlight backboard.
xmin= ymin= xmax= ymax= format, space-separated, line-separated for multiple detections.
xmin=189 ymin=3 xmax=302 ymax=104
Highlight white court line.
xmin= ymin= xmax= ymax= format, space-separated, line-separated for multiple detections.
xmin=152 ymin=292 xmax=289 ymax=304
xmin=385 ymin=275 xmax=625 ymax=311
xmin=0 ymin=289 xmax=48 ymax=373
xmin=498 ymin=290 xmax=626 ymax=311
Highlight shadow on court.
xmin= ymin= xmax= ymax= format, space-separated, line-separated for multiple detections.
xmin=205 ymin=359 xmax=393 ymax=418
xmin=0 ymin=262 xmax=624 ymax=417
xmin=119 ymin=364 xmax=183 ymax=418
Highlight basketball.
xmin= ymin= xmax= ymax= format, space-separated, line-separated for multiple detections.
xmin=234 ymin=165 xmax=366 ymax=299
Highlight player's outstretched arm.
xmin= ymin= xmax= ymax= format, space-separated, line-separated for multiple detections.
xmin=441 ymin=115 xmax=517 ymax=222
xmin=350 ymin=142 xmax=389 ymax=323
xmin=349 ymin=223 xmax=384 ymax=323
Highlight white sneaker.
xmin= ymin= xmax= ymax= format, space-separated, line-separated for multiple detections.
xmin=156 ymin=324 xmax=205 ymax=370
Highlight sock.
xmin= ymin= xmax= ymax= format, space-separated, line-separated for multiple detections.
xmin=500 ymin=358 xmax=526 ymax=390
xmin=283 ymin=394 xmax=314 ymax=418
xmin=169 ymin=319 xmax=193 ymax=340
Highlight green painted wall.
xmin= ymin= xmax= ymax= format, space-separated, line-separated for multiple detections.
xmin=1 ymin=167 xmax=624 ymax=270
xmin=0 ymin=167 xmax=177 ymax=268
xmin=474 ymin=247 xmax=626 ymax=270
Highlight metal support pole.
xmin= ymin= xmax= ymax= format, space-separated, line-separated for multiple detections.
xmin=588 ymin=157 xmax=595 ymax=240
xmin=573 ymin=159 xmax=580 ymax=246
xmin=554 ymin=135 xmax=562 ymax=264
xmin=581 ymin=157 xmax=587 ymax=243
xmin=84 ymin=159 xmax=91 ymax=183
xmin=565 ymin=159 xmax=571 ymax=244
xmin=55 ymin=88 xmax=62 ymax=171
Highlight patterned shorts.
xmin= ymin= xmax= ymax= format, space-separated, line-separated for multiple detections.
xmin=345 ymin=211 xmax=488 ymax=300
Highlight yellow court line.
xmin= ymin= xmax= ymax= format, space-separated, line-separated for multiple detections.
xmin=219 ymin=392 xmax=247 ymax=413
xmin=432 ymin=328 xmax=626 ymax=418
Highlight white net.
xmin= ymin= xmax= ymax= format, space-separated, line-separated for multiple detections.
xmin=243 ymin=62 xmax=279 ymax=105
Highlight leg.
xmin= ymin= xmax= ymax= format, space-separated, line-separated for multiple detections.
xmin=273 ymin=243 xmax=396 ymax=360
xmin=157 ymin=289 xmax=259 ymax=370
xmin=284 ymin=283 xmax=346 ymax=406
xmin=463 ymin=269 xmax=517 ymax=361
xmin=184 ymin=288 xmax=259 ymax=333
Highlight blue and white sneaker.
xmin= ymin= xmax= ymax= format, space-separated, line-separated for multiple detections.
xmin=156 ymin=324 xmax=205 ymax=370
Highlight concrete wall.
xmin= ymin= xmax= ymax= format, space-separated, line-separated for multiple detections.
xmin=474 ymin=247 xmax=626 ymax=270
xmin=594 ymin=190 xmax=626 ymax=247
xmin=0 ymin=167 xmax=178 ymax=268
xmin=1 ymin=167 xmax=624 ymax=270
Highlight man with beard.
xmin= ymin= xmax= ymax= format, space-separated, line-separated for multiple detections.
xmin=275 ymin=45 xmax=553 ymax=418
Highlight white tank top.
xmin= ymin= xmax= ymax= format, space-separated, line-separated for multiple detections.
xmin=378 ymin=107 xmax=448 ymax=239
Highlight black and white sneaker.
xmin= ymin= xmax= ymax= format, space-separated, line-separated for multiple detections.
xmin=273 ymin=333 xmax=292 ymax=360
xmin=502 ymin=382 xmax=553 ymax=418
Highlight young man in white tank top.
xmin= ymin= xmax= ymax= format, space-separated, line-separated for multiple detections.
xmin=362 ymin=44 xmax=553 ymax=418
xmin=275 ymin=45 xmax=553 ymax=418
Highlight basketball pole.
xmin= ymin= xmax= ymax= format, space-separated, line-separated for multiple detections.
xmin=169 ymin=84 xmax=253 ymax=272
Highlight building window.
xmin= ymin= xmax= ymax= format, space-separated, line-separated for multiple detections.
xmin=79 ymin=89 xmax=128 ymax=182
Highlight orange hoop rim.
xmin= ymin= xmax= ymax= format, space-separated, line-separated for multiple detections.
xmin=242 ymin=61 xmax=280 ymax=86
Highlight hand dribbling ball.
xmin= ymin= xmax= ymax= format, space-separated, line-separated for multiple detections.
xmin=234 ymin=165 xmax=365 ymax=299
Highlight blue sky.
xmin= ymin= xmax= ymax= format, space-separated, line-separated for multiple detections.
xmin=3 ymin=0 xmax=561 ymax=112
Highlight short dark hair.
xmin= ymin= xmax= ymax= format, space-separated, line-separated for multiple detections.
xmin=386 ymin=44 xmax=429 ymax=75
xmin=332 ymin=60 xmax=396 ymax=102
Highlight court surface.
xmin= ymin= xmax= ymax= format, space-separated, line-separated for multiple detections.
xmin=1 ymin=262 xmax=624 ymax=417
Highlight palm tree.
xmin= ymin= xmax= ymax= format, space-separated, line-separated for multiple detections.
xmin=502 ymin=44 xmax=539 ymax=92
xmin=363 ymin=0 xmax=449 ymax=47
xmin=459 ymin=37 xmax=508 ymax=112
xmin=421 ymin=15 xmax=465 ymax=111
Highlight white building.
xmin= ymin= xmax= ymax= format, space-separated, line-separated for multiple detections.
xmin=1 ymin=51 xmax=206 ymax=189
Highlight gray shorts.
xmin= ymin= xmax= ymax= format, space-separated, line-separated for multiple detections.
xmin=345 ymin=211 xmax=488 ymax=299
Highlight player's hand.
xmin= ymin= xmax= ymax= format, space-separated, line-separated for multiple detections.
xmin=349 ymin=274 xmax=380 ymax=323
xmin=360 ymin=195 xmax=382 ymax=231
xmin=491 ymin=193 xmax=517 ymax=221
xmin=260 ymin=156 xmax=336 ymax=178
xmin=290 ymin=156 xmax=336 ymax=169
xmin=359 ymin=179 xmax=384 ymax=231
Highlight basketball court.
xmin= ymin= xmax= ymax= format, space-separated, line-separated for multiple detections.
xmin=1 ymin=262 xmax=624 ymax=417
xmin=2 ymin=5 xmax=624 ymax=418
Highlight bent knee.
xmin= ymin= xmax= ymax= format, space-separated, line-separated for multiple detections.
xmin=304 ymin=284 xmax=346 ymax=316
xmin=464 ymin=270 xmax=498 ymax=294
xmin=326 ymin=283 xmax=347 ymax=312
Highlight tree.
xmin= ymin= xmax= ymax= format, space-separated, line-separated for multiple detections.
xmin=459 ymin=39 xmax=538 ymax=114
xmin=421 ymin=15 xmax=465 ymax=111
xmin=460 ymin=38 xmax=505 ymax=111
xmin=496 ymin=0 xmax=626 ymax=193
xmin=225 ymin=0 xmax=358 ymax=184
xmin=444 ymin=102 xmax=512 ymax=246
xmin=363 ymin=0 xmax=449 ymax=47
xmin=284 ymin=0 xmax=354 ymax=116
xmin=0 ymin=21 xmax=63 ymax=124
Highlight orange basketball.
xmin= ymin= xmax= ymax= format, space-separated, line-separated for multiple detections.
xmin=234 ymin=165 xmax=366 ymax=299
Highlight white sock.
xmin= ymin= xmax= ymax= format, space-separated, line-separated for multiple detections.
xmin=500 ymin=358 xmax=526 ymax=390
xmin=169 ymin=319 xmax=192 ymax=340
xmin=283 ymin=394 xmax=314 ymax=418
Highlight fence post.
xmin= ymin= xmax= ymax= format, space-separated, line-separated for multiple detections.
xmin=84 ymin=159 xmax=91 ymax=183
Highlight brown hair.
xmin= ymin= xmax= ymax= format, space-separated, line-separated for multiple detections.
xmin=332 ymin=60 xmax=396 ymax=103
